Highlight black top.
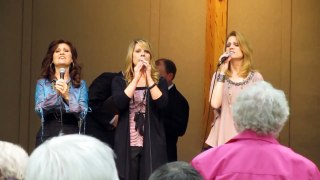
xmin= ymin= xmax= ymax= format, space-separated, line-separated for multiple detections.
xmin=111 ymin=76 xmax=168 ymax=180
xmin=86 ymin=72 xmax=122 ymax=148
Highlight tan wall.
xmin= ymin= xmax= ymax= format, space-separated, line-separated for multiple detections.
xmin=1 ymin=0 xmax=319 ymax=166
xmin=0 ymin=0 xmax=205 ymax=161
xmin=228 ymin=0 xmax=320 ymax=166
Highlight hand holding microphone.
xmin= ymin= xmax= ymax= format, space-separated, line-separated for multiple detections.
xmin=218 ymin=52 xmax=234 ymax=66
xmin=55 ymin=68 xmax=69 ymax=100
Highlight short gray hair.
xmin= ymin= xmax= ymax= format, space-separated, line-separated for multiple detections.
xmin=232 ymin=81 xmax=289 ymax=136
xmin=25 ymin=134 xmax=118 ymax=180
xmin=149 ymin=161 xmax=203 ymax=180
xmin=0 ymin=141 xmax=29 ymax=180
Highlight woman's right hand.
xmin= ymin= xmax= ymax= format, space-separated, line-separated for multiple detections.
xmin=133 ymin=60 xmax=145 ymax=81
xmin=218 ymin=52 xmax=232 ymax=73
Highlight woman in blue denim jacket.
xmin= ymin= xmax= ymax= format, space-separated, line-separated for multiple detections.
xmin=34 ymin=39 xmax=88 ymax=147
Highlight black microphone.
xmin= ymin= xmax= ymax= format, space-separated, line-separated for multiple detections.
xmin=218 ymin=52 xmax=234 ymax=66
xmin=60 ymin=68 xmax=65 ymax=79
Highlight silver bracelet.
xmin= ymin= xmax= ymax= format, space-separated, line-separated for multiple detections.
xmin=217 ymin=73 xmax=226 ymax=82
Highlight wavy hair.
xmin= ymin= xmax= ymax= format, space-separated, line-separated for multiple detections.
xmin=224 ymin=31 xmax=254 ymax=78
xmin=232 ymin=81 xmax=289 ymax=137
xmin=40 ymin=39 xmax=82 ymax=88
xmin=123 ymin=39 xmax=159 ymax=84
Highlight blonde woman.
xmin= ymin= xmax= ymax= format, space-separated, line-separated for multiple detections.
xmin=111 ymin=39 xmax=168 ymax=180
xmin=206 ymin=31 xmax=264 ymax=147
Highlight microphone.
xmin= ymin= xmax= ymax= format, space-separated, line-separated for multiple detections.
xmin=139 ymin=58 xmax=146 ymax=71
xmin=60 ymin=68 xmax=65 ymax=79
xmin=218 ymin=52 xmax=234 ymax=66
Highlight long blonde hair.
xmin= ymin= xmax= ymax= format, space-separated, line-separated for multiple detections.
xmin=225 ymin=31 xmax=254 ymax=78
xmin=123 ymin=39 xmax=159 ymax=84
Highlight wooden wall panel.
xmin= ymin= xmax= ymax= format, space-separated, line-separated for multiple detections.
xmin=28 ymin=0 xmax=152 ymax=150
xmin=159 ymin=0 xmax=206 ymax=161
xmin=0 ymin=1 xmax=23 ymax=143
xmin=0 ymin=0 xmax=206 ymax=161
xmin=202 ymin=0 xmax=228 ymax=148
xmin=228 ymin=0 xmax=292 ymax=146
xmin=228 ymin=0 xmax=320 ymax=167
xmin=291 ymin=0 xmax=320 ymax=167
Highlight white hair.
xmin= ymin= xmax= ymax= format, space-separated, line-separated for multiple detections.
xmin=232 ymin=81 xmax=289 ymax=137
xmin=0 ymin=141 xmax=29 ymax=180
xmin=25 ymin=134 xmax=118 ymax=180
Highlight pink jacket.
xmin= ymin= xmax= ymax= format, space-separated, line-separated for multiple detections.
xmin=192 ymin=130 xmax=320 ymax=180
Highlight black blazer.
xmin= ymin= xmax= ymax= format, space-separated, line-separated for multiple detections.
xmin=86 ymin=72 xmax=122 ymax=148
xmin=162 ymin=84 xmax=189 ymax=161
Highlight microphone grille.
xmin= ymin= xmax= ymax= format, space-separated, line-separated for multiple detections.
xmin=60 ymin=68 xmax=66 ymax=73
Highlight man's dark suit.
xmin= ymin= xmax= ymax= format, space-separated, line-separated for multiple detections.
xmin=162 ymin=84 xmax=189 ymax=162
xmin=86 ymin=72 xmax=122 ymax=149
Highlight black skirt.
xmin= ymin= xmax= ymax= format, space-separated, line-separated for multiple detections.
xmin=35 ymin=113 xmax=81 ymax=147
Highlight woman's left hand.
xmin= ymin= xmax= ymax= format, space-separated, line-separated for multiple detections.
xmin=55 ymin=79 xmax=69 ymax=101
xmin=140 ymin=59 xmax=152 ymax=79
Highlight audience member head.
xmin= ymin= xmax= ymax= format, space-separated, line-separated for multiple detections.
xmin=124 ymin=38 xmax=159 ymax=84
xmin=0 ymin=141 xmax=29 ymax=180
xmin=155 ymin=59 xmax=176 ymax=85
xmin=232 ymin=81 xmax=289 ymax=137
xmin=25 ymin=134 xmax=118 ymax=180
xmin=149 ymin=161 xmax=203 ymax=180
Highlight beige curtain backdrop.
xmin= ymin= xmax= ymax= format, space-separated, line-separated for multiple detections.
xmin=0 ymin=0 xmax=205 ymax=162
xmin=0 ymin=0 xmax=319 ymax=166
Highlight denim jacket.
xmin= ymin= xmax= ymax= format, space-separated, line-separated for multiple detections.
xmin=35 ymin=78 xmax=89 ymax=122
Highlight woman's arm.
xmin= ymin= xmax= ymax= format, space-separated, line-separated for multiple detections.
xmin=34 ymin=79 xmax=60 ymax=117
xmin=209 ymin=72 xmax=225 ymax=109
xmin=67 ymin=80 xmax=88 ymax=120
xmin=150 ymin=77 xmax=168 ymax=109
xmin=111 ymin=76 xmax=131 ymax=110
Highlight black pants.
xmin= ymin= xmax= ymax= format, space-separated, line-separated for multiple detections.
xmin=130 ymin=146 xmax=143 ymax=180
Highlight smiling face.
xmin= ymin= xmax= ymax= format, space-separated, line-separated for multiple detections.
xmin=52 ymin=43 xmax=73 ymax=67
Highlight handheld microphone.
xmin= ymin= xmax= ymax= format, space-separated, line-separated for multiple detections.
xmin=60 ymin=68 xmax=65 ymax=79
xmin=139 ymin=58 xmax=146 ymax=71
xmin=218 ymin=52 xmax=234 ymax=66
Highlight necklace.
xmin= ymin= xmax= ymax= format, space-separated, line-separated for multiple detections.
xmin=226 ymin=71 xmax=255 ymax=106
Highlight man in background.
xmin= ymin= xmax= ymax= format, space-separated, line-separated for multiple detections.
xmin=156 ymin=58 xmax=189 ymax=162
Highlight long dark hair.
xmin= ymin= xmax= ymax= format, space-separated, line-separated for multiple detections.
xmin=40 ymin=39 xmax=82 ymax=88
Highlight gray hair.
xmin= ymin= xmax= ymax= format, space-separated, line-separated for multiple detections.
xmin=149 ymin=161 xmax=203 ymax=180
xmin=232 ymin=81 xmax=289 ymax=136
xmin=0 ymin=141 xmax=29 ymax=180
xmin=25 ymin=134 xmax=118 ymax=180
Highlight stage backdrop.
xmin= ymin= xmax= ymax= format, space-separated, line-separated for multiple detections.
xmin=0 ymin=0 xmax=319 ymax=166
xmin=203 ymin=0 xmax=320 ymax=167
xmin=0 ymin=0 xmax=205 ymax=162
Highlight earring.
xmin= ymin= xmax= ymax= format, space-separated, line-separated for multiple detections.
xmin=70 ymin=62 xmax=74 ymax=70
xmin=50 ymin=62 xmax=54 ymax=70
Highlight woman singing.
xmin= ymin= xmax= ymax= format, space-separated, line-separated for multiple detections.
xmin=34 ymin=39 xmax=88 ymax=147
xmin=206 ymin=31 xmax=264 ymax=147
xmin=112 ymin=39 xmax=168 ymax=180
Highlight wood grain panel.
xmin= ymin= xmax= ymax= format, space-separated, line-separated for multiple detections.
xmin=202 ymin=0 xmax=228 ymax=148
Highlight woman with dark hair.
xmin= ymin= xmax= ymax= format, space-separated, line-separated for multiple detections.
xmin=111 ymin=39 xmax=168 ymax=180
xmin=34 ymin=39 xmax=88 ymax=147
